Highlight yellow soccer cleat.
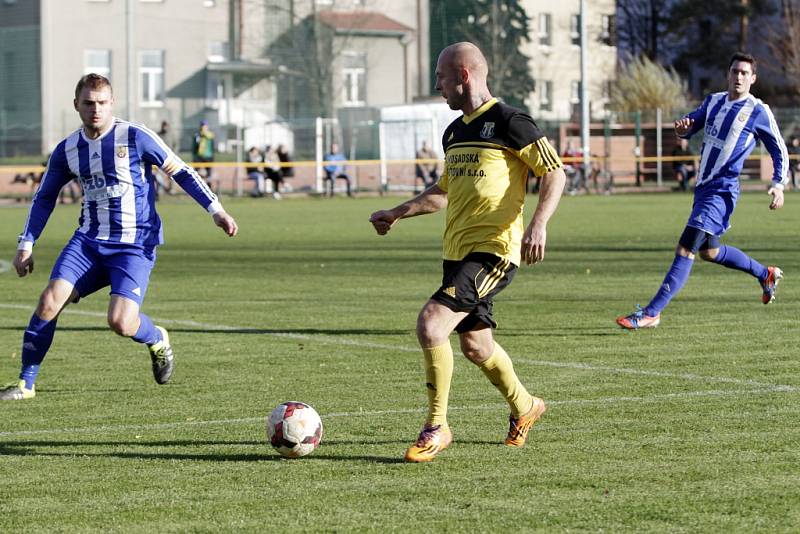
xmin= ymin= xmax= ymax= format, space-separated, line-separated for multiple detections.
xmin=505 ymin=396 xmax=546 ymax=447
xmin=404 ymin=424 xmax=453 ymax=463
xmin=0 ymin=380 xmax=36 ymax=401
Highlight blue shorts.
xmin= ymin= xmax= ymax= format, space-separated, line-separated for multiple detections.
xmin=51 ymin=232 xmax=157 ymax=306
xmin=686 ymin=189 xmax=737 ymax=237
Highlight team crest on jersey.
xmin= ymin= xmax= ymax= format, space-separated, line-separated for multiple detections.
xmin=737 ymin=113 xmax=747 ymax=122
xmin=116 ymin=145 xmax=128 ymax=158
xmin=480 ymin=122 xmax=495 ymax=139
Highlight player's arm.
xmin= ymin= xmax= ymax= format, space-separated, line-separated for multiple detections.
xmin=512 ymin=120 xmax=566 ymax=265
xmin=753 ymin=105 xmax=789 ymax=210
xmin=138 ymin=127 xmax=238 ymax=236
xmin=369 ymin=184 xmax=448 ymax=235
xmin=675 ymin=95 xmax=711 ymax=138
xmin=522 ymin=164 xmax=566 ymax=265
xmin=15 ymin=147 xmax=73 ymax=277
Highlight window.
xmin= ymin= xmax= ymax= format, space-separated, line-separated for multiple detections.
xmin=538 ymin=13 xmax=551 ymax=46
xmin=602 ymin=80 xmax=613 ymax=99
xmin=539 ymin=80 xmax=552 ymax=112
xmin=207 ymin=41 xmax=227 ymax=63
xmin=139 ymin=50 xmax=165 ymax=106
xmin=342 ymin=51 xmax=366 ymax=107
xmin=84 ymin=49 xmax=111 ymax=80
xmin=570 ymin=14 xmax=581 ymax=46
xmin=601 ymin=14 xmax=616 ymax=46
xmin=570 ymin=80 xmax=581 ymax=104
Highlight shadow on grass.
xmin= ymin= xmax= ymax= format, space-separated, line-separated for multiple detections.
xmin=0 ymin=326 xmax=412 ymax=336
xmin=0 ymin=439 xmax=407 ymax=464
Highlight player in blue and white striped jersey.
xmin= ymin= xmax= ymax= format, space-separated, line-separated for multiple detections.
xmin=0 ymin=74 xmax=239 ymax=400
xmin=617 ymin=53 xmax=787 ymax=330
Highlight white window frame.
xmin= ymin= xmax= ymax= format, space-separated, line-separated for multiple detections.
xmin=139 ymin=49 xmax=165 ymax=108
xmin=601 ymin=14 xmax=615 ymax=46
xmin=342 ymin=51 xmax=366 ymax=107
xmin=207 ymin=41 xmax=227 ymax=63
xmin=539 ymin=80 xmax=553 ymax=112
xmin=570 ymin=80 xmax=581 ymax=104
xmin=538 ymin=13 xmax=552 ymax=47
xmin=570 ymin=14 xmax=581 ymax=46
xmin=84 ymin=49 xmax=111 ymax=80
xmin=343 ymin=67 xmax=366 ymax=107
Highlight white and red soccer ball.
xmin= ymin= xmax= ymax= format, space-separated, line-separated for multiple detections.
xmin=266 ymin=401 xmax=323 ymax=458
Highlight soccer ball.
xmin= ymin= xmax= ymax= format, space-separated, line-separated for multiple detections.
xmin=266 ymin=401 xmax=323 ymax=458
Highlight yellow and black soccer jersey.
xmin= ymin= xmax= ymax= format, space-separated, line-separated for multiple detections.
xmin=437 ymin=98 xmax=562 ymax=266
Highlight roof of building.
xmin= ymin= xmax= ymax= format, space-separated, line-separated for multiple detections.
xmin=317 ymin=11 xmax=413 ymax=36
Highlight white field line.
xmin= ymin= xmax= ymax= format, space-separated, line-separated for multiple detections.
xmin=0 ymin=386 xmax=793 ymax=438
xmin=0 ymin=302 xmax=795 ymax=394
xmin=0 ymin=260 xmax=11 ymax=274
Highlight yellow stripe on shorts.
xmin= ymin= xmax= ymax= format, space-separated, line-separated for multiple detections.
xmin=476 ymin=258 xmax=509 ymax=298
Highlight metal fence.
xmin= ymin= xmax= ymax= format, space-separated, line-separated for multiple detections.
xmin=4 ymin=106 xmax=800 ymax=199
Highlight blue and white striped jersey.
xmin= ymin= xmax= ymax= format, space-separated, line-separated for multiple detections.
xmin=19 ymin=119 xmax=222 ymax=248
xmin=681 ymin=92 xmax=788 ymax=191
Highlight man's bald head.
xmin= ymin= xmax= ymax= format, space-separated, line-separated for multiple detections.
xmin=435 ymin=42 xmax=492 ymax=114
xmin=438 ymin=42 xmax=489 ymax=81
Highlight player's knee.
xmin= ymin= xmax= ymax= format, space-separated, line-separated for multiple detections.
xmin=416 ymin=312 xmax=445 ymax=347
xmin=698 ymin=248 xmax=719 ymax=261
xmin=36 ymin=290 xmax=64 ymax=320
xmin=107 ymin=315 xmax=137 ymax=337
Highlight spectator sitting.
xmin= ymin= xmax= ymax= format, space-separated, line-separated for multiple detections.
xmin=323 ymin=142 xmax=353 ymax=197
xmin=264 ymin=145 xmax=283 ymax=199
xmin=415 ymin=140 xmax=439 ymax=193
xmin=245 ymin=146 xmax=266 ymax=197
xmin=562 ymin=139 xmax=586 ymax=195
xmin=671 ymin=137 xmax=696 ymax=192
xmin=786 ymin=135 xmax=800 ymax=190
xmin=277 ymin=144 xmax=294 ymax=192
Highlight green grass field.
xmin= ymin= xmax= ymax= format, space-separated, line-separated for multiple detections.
xmin=1 ymin=193 xmax=798 ymax=532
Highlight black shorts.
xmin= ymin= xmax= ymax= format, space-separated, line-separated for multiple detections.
xmin=431 ymin=252 xmax=517 ymax=333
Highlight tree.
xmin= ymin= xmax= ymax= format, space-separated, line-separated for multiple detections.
xmin=765 ymin=0 xmax=800 ymax=102
xmin=429 ymin=0 xmax=534 ymax=109
xmin=615 ymin=0 xmax=673 ymax=61
xmin=610 ymin=55 xmax=687 ymax=117
xmin=666 ymin=0 xmax=775 ymax=77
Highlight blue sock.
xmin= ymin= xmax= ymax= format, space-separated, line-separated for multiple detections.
xmin=644 ymin=255 xmax=694 ymax=317
xmin=712 ymin=245 xmax=768 ymax=280
xmin=131 ymin=313 xmax=161 ymax=345
xmin=20 ymin=314 xmax=58 ymax=389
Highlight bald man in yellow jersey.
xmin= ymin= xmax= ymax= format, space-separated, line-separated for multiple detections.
xmin=369 ymin=42 xmax=566 ymax=462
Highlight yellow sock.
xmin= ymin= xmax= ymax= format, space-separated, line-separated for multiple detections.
xmin=478 ymin=343 xmax=533 ymax=418
xmin=422 ymin=342 xmax=454 ymax=428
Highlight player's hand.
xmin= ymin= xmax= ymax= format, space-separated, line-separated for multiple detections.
xmin=768 ymin=186 xmax=784 ymax=210
xmin=674 ymin=117 xmax=693 ymax=137
xmin=521 ymin=223 xmax=547 ymax=265
xmin=369 ymin=209 xmax=398 ymax=235
xmin=13 ymin=249 xmax=34 ymax=277
xmin=213 ymin=211 xmax=239 ymax=236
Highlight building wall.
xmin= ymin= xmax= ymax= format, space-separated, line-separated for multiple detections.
xmin=40 ymin=0 xmax=229 ymax=152
xmin=521 ymin=0 xmax=617 ymax=121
